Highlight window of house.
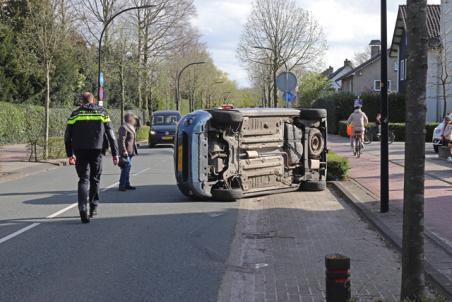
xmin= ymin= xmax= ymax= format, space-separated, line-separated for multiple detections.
xmin=374 ymin=80 xmax=381 ymax=91
xmin=400 ymin=59 xmax=406 ymax=81
xmin=373 ymin=80 xmax=392 ymax=92
xmin=394 ymin=61 xmax=398 ymax=71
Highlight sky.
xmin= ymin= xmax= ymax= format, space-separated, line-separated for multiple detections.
xmin=192 ymin=0 xmax=441 ymax=87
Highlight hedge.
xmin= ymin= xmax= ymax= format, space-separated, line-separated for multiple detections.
xmin=337 ymin=120 xmax=439 ymax=142
xmin=327 ymin=151 xmax=350 ymax=180
xmin=0 ymin=102 xmax=123 ymax=145
xmin=311 ymin=92 xmax=406 ymax=134
xmin=136 ymin=126 xmax=150 ymax=142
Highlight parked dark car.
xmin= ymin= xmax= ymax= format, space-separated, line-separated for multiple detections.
xmin=174 ymin=107 xmax=327 ymax=201
xmin=148 ymin=111 xmax=181 ymax=147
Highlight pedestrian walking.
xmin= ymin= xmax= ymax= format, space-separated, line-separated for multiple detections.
xmin=64 ymin=92 xmax=119 ymax=223
xmin=118 ymin=112 xmax=139 ymax=191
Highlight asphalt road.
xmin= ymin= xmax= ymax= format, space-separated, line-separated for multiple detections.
xmin=0 ymin=147 xmax=238 ymax=302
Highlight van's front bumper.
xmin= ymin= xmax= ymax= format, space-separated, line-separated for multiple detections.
xmin=174 ymin=111 xmax=212 ymax=199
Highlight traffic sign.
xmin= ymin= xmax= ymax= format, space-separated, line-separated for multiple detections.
xmin=276 ymin=71 xmax=297 ymax=92
xmin=283 ymin=91 xmax=296 ymax=103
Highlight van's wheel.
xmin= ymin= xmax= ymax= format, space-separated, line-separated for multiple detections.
xmin=301 ymin=180 xmax=326 ymax=192
xmin=300 ymin=109 xmax=327 ymax=120
xmin=308 ymin=128 xmax=325 ymax=158
xmin=210 ymin=109 xmax=243 ymax=129
xmin=211 ymin=188 xmax=243 ymax=201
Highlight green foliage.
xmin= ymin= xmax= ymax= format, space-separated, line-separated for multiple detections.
xmin=312 ymin=92 xmax=406 ymax=134
xmin=298 ymin=72 xmax=334 ymax=108
xmin=0 ymin=102 xmax=123 ymax=145
xmin=327 ymin=151 xmax=350 ymax=180
xmin=38 ymin=136 xmax=65 ymax=159
xmin=136 ymin=126 xmax=150 ymax=142
xmin=337 ymin=120 xmax=439 ymax=142
xmin=0 ymin=101 xmax=27 ymax=144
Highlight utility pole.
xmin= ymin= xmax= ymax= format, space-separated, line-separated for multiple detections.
xmin=380 ymin=0 xmax=389 ymax=213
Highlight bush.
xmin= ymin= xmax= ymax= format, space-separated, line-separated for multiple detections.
xmin=327 ymin=151 xmax=350 ymax=180
xmin=38 ymin=137 xmax=66 ymax=159
xmin=136 ymin=126 xmax=150 ymax=142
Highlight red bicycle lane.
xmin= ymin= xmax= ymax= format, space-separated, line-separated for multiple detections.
xmin=329 ymin=135 xmax=452 ymax=247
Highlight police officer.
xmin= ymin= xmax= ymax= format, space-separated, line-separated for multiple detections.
xmin=64 ymin=92 xmax=119 ymax=223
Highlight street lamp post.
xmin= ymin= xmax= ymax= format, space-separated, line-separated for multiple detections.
xmin=380 ymin=0 xmax=389 ymax=213
xmin=176 ymin=61 xmax=206 ymax=112
xmin=97 ymin=5 xmax=155 ymax=106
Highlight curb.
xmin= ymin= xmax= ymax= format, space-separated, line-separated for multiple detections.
xmin=329 ymin=181 xmax=452 ymax=300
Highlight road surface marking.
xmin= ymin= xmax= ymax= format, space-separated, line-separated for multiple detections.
xmin=46 ymin=203 xmax=78 ymax=219
xmin=0 ymin=168 xmax=148 ymax=245
xmin=0 ymin=223 xmax=40 ymax=245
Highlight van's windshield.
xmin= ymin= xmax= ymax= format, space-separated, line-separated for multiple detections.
xmin=152 ymin=115 xmax=179 ymax=125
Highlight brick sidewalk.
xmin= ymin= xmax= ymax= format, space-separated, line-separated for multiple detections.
xmin=329 ymin=135 xmax=452 ymax=245
xmin=0 ymin=144 xmax=62 ymax=182
xmin=218 ymin=190 xmax=401 ymax=302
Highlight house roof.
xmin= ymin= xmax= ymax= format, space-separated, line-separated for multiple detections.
xmin=336 ymin=53 xmax=383 ymax=81
xmin=327 ymin=65 xmax=348 ymax=80
xmin=389 ymin=5 xmax=441 ymax=57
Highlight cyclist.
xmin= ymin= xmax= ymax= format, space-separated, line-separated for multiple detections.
xmin=347 ymin=105 xmax=369 ymax=151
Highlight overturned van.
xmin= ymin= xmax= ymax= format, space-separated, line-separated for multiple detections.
xmin=174 ymin=108 xmax=327 ymax=201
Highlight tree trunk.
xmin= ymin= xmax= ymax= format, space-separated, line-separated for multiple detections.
xmin=44 ymin=60 xmax=50 ymax=160
xmin=137 ymin=23 xmax=143 ymax=118
xmin=120 ymin=60 xmax=125 ymax=126
xmin=401 ymin=0 xmax=428 ymax=300
xmin=273 ymin=56 xmax=278 ymax=107
xmin=442 ymin=80 xmax=447 ymax=117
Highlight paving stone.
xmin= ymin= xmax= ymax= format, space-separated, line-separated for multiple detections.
xmin=219 ymin=189 xmax=401 ymax=302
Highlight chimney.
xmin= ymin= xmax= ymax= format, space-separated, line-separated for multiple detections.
xmin=344 ymin=59 xmax=353 ymax=68
xmin=369 ymin=40 xmax=381 ymax=58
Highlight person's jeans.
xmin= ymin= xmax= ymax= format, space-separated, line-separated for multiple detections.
xmin=119 ymin=156 xmax=132 ymax=189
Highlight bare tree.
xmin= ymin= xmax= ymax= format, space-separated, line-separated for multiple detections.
xmin=353 ymin=46 xmax=371 ymax=66
xmin=401 ymin=0 xmax=428 ymax=300
xmin=19 ymin=0 xmax=67 ymax=159
xmin=132 ymin=0 xmax=197 ymax=119
xmin=237 ymin=0 xmax=326 ymax=107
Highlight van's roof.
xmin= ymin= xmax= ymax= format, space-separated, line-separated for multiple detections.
xmin=152 ymin=110 xmax=181 ymax=115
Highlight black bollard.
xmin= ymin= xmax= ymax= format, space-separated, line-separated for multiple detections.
xmin=325 ymin=254 xmax=351 ymax=302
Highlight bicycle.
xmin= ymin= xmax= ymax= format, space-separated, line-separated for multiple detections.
xmin=352 ymin=131 xmax=363 ymax=158
xmin=364 ymin=127 xmax=395 ymax=144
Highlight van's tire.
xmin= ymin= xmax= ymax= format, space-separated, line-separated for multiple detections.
xmin=300 ymin=108 xmax=327 ymax=120
xmin=210 ymin=109 xmax=243 ymax=128
xmin=301 ymin=180 xmax=326 ymax=192
xmin=308 ymin=128 xmax=325 ymax=158
xmin=211 ymin=188 xmax=243 ymax=201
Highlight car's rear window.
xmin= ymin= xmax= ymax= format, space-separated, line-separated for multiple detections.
xmin=153 ymin=115 xmax=179 ymax=125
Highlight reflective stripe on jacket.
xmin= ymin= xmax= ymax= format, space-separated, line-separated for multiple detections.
xmin=64 ymin=103 xmax=118 ymax=157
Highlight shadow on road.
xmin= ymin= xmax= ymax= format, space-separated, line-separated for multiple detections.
xmin=17 ymin=184 xmax=239 ymax=206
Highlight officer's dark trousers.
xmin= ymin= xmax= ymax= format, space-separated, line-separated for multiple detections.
xmin=74 ymin=149 xmax=102 ymax=211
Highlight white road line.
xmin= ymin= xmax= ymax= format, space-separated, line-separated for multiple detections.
xmin=46 ymin=203 xmax=78 ymax=219
xmin=0 ymin=223 xmax=40 ymax=244
xmin=0 ymin=167 xmax=148 ymax=245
